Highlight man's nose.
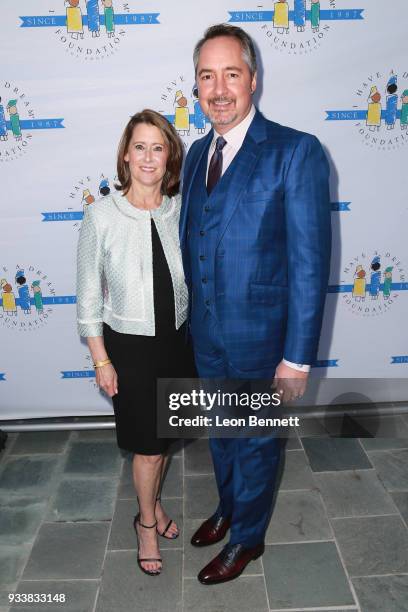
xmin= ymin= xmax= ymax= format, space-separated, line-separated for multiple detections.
xmin=213 ymin=75 xmax=228 ymax=97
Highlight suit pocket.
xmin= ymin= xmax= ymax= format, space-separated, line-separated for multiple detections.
xmin=244 ymin=190 xmax=283 ymax=203
xmin=249 ymin=283 xmax=288 ymax=305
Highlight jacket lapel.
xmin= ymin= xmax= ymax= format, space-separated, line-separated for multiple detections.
xmin=180 ymin=130 xmax=213 ymax=246
xmin=215 ymin=110 xmax=267 ymax=247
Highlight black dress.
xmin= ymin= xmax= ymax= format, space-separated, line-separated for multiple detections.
xmin=103 ymin=218 xmax=195 ymax=454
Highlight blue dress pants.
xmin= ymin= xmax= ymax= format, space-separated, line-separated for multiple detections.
xmin=191 ymin=310 xmax=284 ymax=548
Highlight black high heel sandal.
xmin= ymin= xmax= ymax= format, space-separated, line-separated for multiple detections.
xmin=156 ymin=495 xmax=179 ymax=540
xmin=133 ymin=513 xmax=163 ymax=576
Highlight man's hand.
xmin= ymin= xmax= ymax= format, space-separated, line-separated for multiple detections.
xmin=95 ymin=363 xmax=118 ymax=397
xmin=273 ymin=361 xmax=308 ymax=404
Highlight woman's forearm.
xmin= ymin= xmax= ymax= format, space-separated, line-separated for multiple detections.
xmin=87 ymin=336 xmax=109 ymax=363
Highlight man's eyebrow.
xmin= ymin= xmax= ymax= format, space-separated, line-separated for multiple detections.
xmin=198 ymin=66 xmax=243 ymax=76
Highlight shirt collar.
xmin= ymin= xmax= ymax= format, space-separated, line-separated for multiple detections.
xmin=210 ymin=104 xmax=256 ymax=151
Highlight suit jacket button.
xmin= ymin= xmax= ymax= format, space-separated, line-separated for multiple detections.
xmin=205 ymin=299 xmax=210 ymax=306
xmin=200 ymin=230 xmax=205 ymax=236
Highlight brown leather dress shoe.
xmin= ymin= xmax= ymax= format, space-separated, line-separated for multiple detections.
xmin=198 ymin=543 xmax=264 ymax=585
xmin=190 ymin=514 xmax=231 ymax=547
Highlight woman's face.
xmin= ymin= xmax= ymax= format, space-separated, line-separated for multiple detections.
xmin=124 ymin=123 xmax=168 ymax=190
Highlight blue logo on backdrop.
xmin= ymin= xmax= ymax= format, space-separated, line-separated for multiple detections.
xmin=0 ymin=373 xmax=6 ymax=381
xmin=228 ymin=1 xmax=364 ymax=55
xmin=159 ymin=76 xmax=211 ymax=151
xmin=42 ymin=173 xmax=116 ymax=230
xmin=0 ymin=81 xmax=64 ymax=162
xmin=331 ymin=202 xmax=350 ymax=212
xmin=0 ymin=265 xmax=75 ymax=332
xmin=329 ymin=251 xmax=407 ymax=316
xmin=313 ymin=359 xmax=339 ymax=367
xmin=326 ymin=69 xmax=408 ymax=150
xmin=20 ymin=2 xmax=160 ymax=61
xmin=391 ymin=356 xmax=408 ymax=364
xmin=61 ymin=354 xmax=98 ymax=389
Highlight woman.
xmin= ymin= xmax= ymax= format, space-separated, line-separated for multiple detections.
xmin=77 ymin=110 xmax=195 ymax=576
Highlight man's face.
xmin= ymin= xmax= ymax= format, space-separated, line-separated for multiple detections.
xmin=196 ymin=36 xmax=256 ymax=134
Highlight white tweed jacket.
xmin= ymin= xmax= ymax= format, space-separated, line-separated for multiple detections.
xmin=76 ymin=192 xmax=188 ymax=337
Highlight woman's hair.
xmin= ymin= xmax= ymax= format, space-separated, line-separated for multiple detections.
xmin=116 ymin=109 xmax=183 ymax=197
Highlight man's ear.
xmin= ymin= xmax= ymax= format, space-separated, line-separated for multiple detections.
xmin=251 ymin=72 xmax=257 ymax=94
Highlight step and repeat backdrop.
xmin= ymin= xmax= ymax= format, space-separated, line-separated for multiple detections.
xmin=0 ymin=0 xmax=407 ymax=419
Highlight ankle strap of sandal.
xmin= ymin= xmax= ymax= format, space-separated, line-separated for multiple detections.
xmin=137 ymin=517 xmax=158 ymax=529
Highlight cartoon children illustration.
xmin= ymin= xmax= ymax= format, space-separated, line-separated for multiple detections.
xmin=101 ymin=0 xmax=115 ymax=38
xmin=273 ymin=0 xmax=289 ymax=35
xmin=99 ymin=178 xmax=110 ymax=196
xmin=86 ymin=0 xmax=100 ymax=37
xmin=1 ymin=279 xmax=17 ymax=316
xmin=174 ymin=90 xmax=190 ymax=136
xmin=382 ymin=266 xmax=393 ymax=300
xmin=294 ymin=0 xmax=306 ymax=32
xmin=82 ymin=189 xmax=95 ymax=211
xmin=15 ymin=270 xmax=31 ymax=314
xmin=369 ymin=256 xmax=381 ymax=300
xmin=400 ymin=90 xmax=408 ymax=131
xmin=385 ymin=75 xmax=398 ymax=130
xmin=366 ymin=86 xmax=382 ymax=132
xmin=65 ymin=0 xmax=84 ymax=40
xmin=192 ymin=86 xmax=206 ymax=134
xmin=6 ymin=100 xmax=22 ymax=141
xmin=310 ymin=0 xmax=320 ymax=33
xmin=31 ymin=280 xmax=44 ymax=315
xmin=352 ymin=264 xmax=366 ymax=301
xmin=0 ymin=97 xmax=8 ymax=142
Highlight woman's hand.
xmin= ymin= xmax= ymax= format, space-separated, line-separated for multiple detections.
xmin=95 ymin=363 xmax=118 ymax=397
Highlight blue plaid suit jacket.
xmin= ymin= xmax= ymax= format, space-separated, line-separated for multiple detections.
xmin=180 ymin=109 xmax=331 ymax=372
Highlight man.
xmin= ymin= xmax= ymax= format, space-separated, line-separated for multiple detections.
xmin=180 ymin=24 xmax=331 ymax=584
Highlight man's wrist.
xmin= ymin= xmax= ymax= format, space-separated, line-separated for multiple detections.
xmin=282 ymin=359 xmax=311 ymax=373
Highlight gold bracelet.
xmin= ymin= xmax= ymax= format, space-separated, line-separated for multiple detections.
xmin=93 ymin=358 xmax=112 ymax=369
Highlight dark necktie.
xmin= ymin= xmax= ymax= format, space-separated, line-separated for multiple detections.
xmin=207 ymin=136 xmax=227 ymax=195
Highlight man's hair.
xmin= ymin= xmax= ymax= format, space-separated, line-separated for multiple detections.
xmin=193 ymin=24 xmax=257 ymax=77
xmin=115 ymin=109 xmax=183 ymax=198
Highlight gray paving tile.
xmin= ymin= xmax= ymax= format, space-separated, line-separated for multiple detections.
xmin=75 ymin=429 xmax=116 ymax=441
xmin=265 ymin=489 xmax=332 ymax=543
xmin=0 ymin=498 xmax=47 ymax=546
xmin=352 ymin=575 xmax=408 ymax=612
xmin=263 ymin=541 xmax=355 ymax=609
xmin=96 ymin=549 xmax=181 ymax=612
xmin=302 ymin=438 xmax=372 ymax=472
xmin=108 ymin=498 xmax=182 ymax=551
xmin=279 ymin=450 xmax=315 ymax=490
xmin=9 ymin=580 xmax=99 ymax=611
xmin=391 ymin=492 xmax=408 ymax=526
xmin=0 ymin=547 xmax=30 ymax=591
xmin=361 ymin=437 xmax=408 ymax=451
xmin=23 ymin=522 xmax=109 ymax=580
xmin=314 ymin=470 xmax=398 ymax=518
xmin=284 ymin=431 xmax=302 ymax=450
xmin=0 ymin=456 xmax=60 ymax=497
xmin=117 ymin=457 xmax=134 ymax=499
xmin=10 ymin=432 xmax=71 ymax=455
xmin=63 ymin=441 xmax=121 ymax=477
xmin=298 ymin=416 xmax=330 ymax=437
xmin=184 ymin=575 xmax=268 ymax=612
xmin=184 ymin=475 xmax=219 ymax=519
xmin=331 ymin=515 xmax=408 ymax=577
xmin=184 ymin=439 xmax=213 ymax=475
xmin=47 ymin=478 xmax=117 ymax=522
xmin=183 ymin=519 xmax=262 ymax=578
xmin=367 ymin=449 xmax=408 ymax=491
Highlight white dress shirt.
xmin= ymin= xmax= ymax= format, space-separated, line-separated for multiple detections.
xmin=206 ymin=105 xmax=310 ymax=373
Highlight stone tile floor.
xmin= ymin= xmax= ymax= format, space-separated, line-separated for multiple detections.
xmin=0 ymin=421 xmax=407 ymax=612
